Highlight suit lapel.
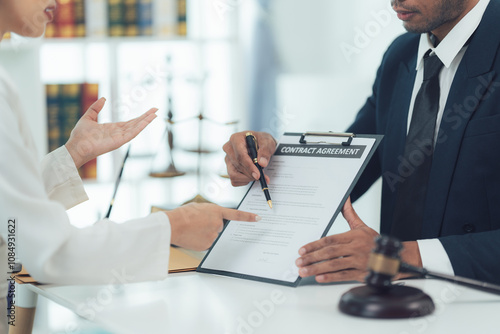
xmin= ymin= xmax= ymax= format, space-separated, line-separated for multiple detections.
xmin=382 ymin=61 xmax=417 ymax=234
xmin=422 ymin=70 xmax=496 ymax=238
xmin=384 ymin=62 xmax=415 ymax=164
xmin=421 ymin=0 xmax=500 ymax=238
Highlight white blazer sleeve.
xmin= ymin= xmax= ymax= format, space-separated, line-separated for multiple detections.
xmin=0 ymin=95 xmax=171 ymax=285
xmin=41 ymin=146 xmax=89 ymax=210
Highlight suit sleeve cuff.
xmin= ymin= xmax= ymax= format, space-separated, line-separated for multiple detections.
xmin=417 ymin=238 xmax=455 ymax=276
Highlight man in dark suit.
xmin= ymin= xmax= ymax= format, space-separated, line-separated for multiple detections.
xmin=223 ymin=0 xmax=500 ymax=284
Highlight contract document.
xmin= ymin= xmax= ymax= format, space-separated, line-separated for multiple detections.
xmin=197 ymin=132 xmax=383 ymax=286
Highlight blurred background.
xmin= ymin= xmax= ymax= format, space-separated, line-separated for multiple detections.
xmin=1 ymin=0 xmax=405 ymax=332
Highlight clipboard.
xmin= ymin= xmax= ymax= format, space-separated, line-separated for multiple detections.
xmin=197 ymin=132 xmax=383 ymax=286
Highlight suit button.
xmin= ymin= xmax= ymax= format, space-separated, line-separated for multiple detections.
xmin=463 ymin=224 xmax=475 ymax=233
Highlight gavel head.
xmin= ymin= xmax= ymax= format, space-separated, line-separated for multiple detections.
xmin=365 ymin=235 xmax=402 ymax=290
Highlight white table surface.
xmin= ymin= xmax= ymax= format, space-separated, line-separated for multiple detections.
xmin=27 ymin=273 xmax=500 ymax=334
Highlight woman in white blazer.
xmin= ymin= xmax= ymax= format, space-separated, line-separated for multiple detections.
xmin=0 ymin=1 xmax=259 ymax=331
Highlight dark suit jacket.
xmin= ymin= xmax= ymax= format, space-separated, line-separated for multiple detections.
xmin=348 ymin=0 xmax=500 ymax=284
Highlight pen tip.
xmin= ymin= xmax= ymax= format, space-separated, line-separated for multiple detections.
xmin=268 ymin=200 xmax=273 ymax=209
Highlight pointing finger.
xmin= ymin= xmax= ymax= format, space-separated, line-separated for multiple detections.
xmin=221 ymin=208 xmax=261 ymax=222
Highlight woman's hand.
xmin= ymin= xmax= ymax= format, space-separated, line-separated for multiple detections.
xmin=166 ymin=203 xmax=261 ymax=251
xmin=65 ymin=97 xmax=158 ymax=168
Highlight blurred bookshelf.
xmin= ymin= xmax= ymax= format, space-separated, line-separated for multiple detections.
xmin=45 ymin=0 xmax=187 ymax=38
xmin=0 ymin=0 xmax=245 ymax=224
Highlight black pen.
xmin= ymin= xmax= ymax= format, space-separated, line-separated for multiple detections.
xmin=245 ymin=132 xmax=272 ymax=209
xmin=105 ymin=146 xmax=130 ymax=219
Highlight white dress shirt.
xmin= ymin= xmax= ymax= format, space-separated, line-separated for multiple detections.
xmin=412 ymin=0 xmax=490 ymax=275
xmin=0 ymin=66 xmax=172 ymax=288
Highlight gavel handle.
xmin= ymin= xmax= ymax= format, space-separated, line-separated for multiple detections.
xmin=399 ymin=262 xmax=500 ymax=296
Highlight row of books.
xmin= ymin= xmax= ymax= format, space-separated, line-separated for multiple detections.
xmin=46 ymin=83 xmax=99 ymax=179
xmin=45 ymin=0 xmax=187 ymax=38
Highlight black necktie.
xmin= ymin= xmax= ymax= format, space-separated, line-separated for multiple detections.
xmin=391 ymin=51 xmax=444 ymax=241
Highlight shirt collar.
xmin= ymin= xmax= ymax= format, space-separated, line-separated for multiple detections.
xmin=416 ymin=0 xmax=490 ymax=70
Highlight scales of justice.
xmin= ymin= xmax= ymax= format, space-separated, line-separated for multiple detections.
xmin=149 ymin=56 xmax=238 ymax=205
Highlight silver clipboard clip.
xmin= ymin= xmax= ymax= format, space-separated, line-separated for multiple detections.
xmin=299 ymin=132 xmax=356 ymax=146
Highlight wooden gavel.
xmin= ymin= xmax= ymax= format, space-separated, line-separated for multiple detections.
xmin=338 ymin=235 xmax=500 ymax=318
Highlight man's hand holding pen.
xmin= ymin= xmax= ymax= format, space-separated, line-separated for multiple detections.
xmin=245 ymin=132 xmax=273 ymax=209
xmin=223 ymin=131 xmax=277 ymax=187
